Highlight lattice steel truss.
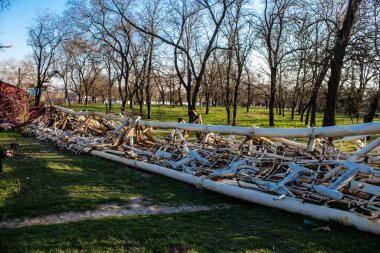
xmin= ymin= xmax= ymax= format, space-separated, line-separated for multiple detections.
xmin=26 ymin=105 xmax=380 ymax=235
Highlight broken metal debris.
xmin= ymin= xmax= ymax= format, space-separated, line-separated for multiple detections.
xmin=26 ymin=105 xmax=380 ymax=235
xmin=0 ymin=81 xmax=45 ymax=129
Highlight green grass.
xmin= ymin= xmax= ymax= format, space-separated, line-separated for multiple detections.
xmin=0 ymin=132 xmax=224 ymax=220
xmin=1 ymin=132 xmax=380 ymax=252
xmin=2 ymin=206 xmax=380 ymax=253
xmin=64 ymin=103 xmax=370 ymax=127
xmin=1 ymin=107 xmax=379 ymax=252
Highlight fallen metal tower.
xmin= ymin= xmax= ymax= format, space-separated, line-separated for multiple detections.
xmin=26 ymin=106 xmax=380 ymax=235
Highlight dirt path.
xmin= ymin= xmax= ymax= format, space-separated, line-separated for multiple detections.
xmin=0 ymin=197 xmax=231 ymax=228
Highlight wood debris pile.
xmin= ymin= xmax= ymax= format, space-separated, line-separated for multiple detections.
xmin=26 ymin=105 xmax=380 ymax=234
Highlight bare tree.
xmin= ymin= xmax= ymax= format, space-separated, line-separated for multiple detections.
xmin=230 ymin=0 xmax=255 ymax=125
xmin=322 ymin=0 xmax=363 ymax=127
xmin=108 ymin=0 xmax=235 ymax=122
xmin=56 ymin=40 xmax=74 ymax=107
xmin=131 ymin=34 xmax=149 ymax=116
xmin=62 ymin=36 xmax=102 ymax=104
xmin=257 ymin=0 xmax=295 ymax=126
xmin=363 ymin=0 xmax=380 ymax=123
xmin=0 ymin=0 xmax=9 ymax=11
xmin=75 ymin=0 xmax=135 ymax=111
xmin=27 ymin=12 xmax=66 ymax=105
xmin=19 ymin=0 xmax=380 ymax=127
xmin=101 ymin=47 xmax=118 ymax=113
xmin=218 ymin=0 xmax=252 ymax=124
xmin=244 ymin=67 xmax=255 ymax=112
xmin=141 ymin=0 xmax=161 ymax=119
xmin=203 ymin=53 xmax=218 ymax=114
xmin=0 ymin=58 xmax=36 ymax=89
xmin=152 ymin=67 xmax=167 ymax=105
xmin=304 ymin=0 xmax=336 ymax=126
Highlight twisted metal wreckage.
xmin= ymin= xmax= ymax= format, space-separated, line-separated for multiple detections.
xmin=26 ymin=105 xmax=380 ymax=235
xmin=0 ymin=81 xmax=45 ymax=130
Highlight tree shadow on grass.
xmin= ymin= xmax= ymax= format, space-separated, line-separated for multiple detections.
xmin=0 ymin=204 xmax=379 ymax=253
xmin=1 ymin=132 xmax=380 ymax=252
xmin=0 ymin=132 xmax=228 ymax=220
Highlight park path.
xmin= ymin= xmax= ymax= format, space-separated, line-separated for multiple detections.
xmin=0 ymin=197 xmax=231 ymax=228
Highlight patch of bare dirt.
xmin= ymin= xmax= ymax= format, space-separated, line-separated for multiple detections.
xmin=0 ymin=197 xmax=230 ymax=228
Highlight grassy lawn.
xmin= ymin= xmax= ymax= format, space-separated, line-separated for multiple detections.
xmin=1 ymin=132 xmax=380 ymax=252
xmin=2 ymin=206 xmax=380 ymax=253
xmin=1 ymin=105 xmax=379 ymax=252
xmin=0 ymin=132 xmax=224 ymax=219
xmin=63 ymin=103 xmax=367 ymax=127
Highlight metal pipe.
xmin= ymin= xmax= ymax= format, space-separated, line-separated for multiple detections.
xmin=323 ymin=137 xmax=380 ymax=180
xmin=53 ymin=105 xmax=380 ymax=138
xmin=90 ymin=150 xmax=380 ymax=236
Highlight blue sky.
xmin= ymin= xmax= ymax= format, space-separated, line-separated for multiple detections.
xmin=0 ymin=0 xmax=67 ymax=61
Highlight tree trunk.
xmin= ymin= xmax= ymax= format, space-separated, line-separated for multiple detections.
xmin=185 ymin=86 xmax=194 ymax=122
xmin=129 ymin=93 xmax=133 ymax=108
xmin=145 ymin=35 xmax=154 ymax=119
xmin=310 ymin=63 xmax=329 ymax=127
xmin=139 ymin=102 xmax=143 ymax=116
xmin=121 ymin=99 xmax=127 ymax=112
xmin=322 ymin=0 xmax=362 ymax=127
xmin=34 ymin=80 xmax=42 ymax=106
xmin=364 ymin=73 xmax=380 ymax=123
xmin=364 ymin=92 xmax=380 ymax=123
xmin=246 ymin=88 xmax=251 ymax=113
xmin=246 ymin=71 xmax=252 ymax=113
xmin=77 ymin=94 xmax=82 ymax=104
xmin=85 ymin=90 xmax=89 ymax=105
xmin=305 ymin=106 xmax=311 ymax=126
xmin=108 ymin=98 xmax=112 ymax=113
xmin=232 ymin=73 xmax=242 ymax=126
xmin=205 ymin=92 xmax=210 ymax=114
xmin=178 ymin=83 xmax=183 ymax=106
xmin=161 ymin=94 xmax=165 ymax=105
xmin=269 ymin=67 xmax=277 ymax=127
xmin=300 ymin=102 xmax=310 ymax=123
xmin=291 ymin=107 xmax=295 ymax=120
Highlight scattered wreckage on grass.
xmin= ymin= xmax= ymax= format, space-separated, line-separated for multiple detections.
xmin=26 ymin=105 xmax=380 ymax=235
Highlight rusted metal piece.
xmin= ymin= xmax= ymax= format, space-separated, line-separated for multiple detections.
xmin=0 ymin=81 xmax=29 ymax=126
xmin=0 ymin=81 xmax=45 ymax=128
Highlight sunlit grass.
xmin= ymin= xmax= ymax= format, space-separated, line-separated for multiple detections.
xmin=64 ymin=103 xmax=373 ymax=127
xmin=1 ymin=127 xmax=379 ymax=252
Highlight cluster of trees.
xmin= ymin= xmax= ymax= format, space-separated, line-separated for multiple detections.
xmin=1 ymin=0 xmax=379 ymax=127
